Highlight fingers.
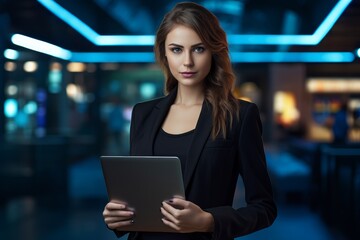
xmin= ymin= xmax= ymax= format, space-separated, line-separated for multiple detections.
xmin=103 ymin=208 xmax=134 ymax=218
xmin=106 ymin=219 xmax=135 ymax=230
xmin=106 ymin=202 xmax=127 ymax=210
xmin=161 ymin=202 xmax=180 ymax=224
xmin=161 ymin=217 xmax=181 ymax=231
xmin=103 ymin=201 xmax=135 ymax=230
xmin=169 ymin=197 xmax=188 ymax=208
xmin=103 ymin=202 xmax=134 ymax=217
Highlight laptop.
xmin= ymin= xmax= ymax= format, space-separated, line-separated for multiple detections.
xmin=100 ymin=156 xmax=185 ymax=232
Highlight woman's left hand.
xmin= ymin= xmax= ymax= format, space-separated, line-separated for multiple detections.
xmin=160 ymin=197 xmax=214 ymax=233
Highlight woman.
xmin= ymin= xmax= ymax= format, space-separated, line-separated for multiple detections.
xmin=103 ymin=2 xmax=277 ymax=240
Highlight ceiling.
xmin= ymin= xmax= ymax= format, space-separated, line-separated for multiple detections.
xmin=1 ymin=0 xmax=360 ymax=62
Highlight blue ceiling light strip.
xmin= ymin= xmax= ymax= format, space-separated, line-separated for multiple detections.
xmin=10 ymin=33 xmax=355 ymax=63
xmin=230 ymin=52 xmax=355 ymax=63
xmin=11 ymin=34 xmax=72 ymax=60
xmin=95 ymin=35 xmax=155 ymax=46
xmin=71 ymin=52 xmax=155 ymax=62
xmin=72 ymin=52 xmax=353 ymax=63
xmin=312 ymin=0 xmax=352 ymax=44
xmin=227 ymin=35 xmax=315 ymax=45
xmin=37 ymin=0 xmax=154 ymax=46
xmin=37 ymin=0 xmax=99 ymax=44
xmin=37 ymin=0 xmax=352 ymax=46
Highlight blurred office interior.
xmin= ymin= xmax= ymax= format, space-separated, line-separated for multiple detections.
xmin=0 ymin=0 xmax=360 ymax=239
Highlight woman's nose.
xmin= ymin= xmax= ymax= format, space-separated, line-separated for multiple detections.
xmin=183 ymin=52 xmax=194 ymax=67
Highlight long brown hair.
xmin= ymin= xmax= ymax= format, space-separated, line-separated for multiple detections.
xmin=154 ymin=2 xmax=239 ymax=138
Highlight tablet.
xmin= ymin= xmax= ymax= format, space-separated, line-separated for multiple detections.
xmin=100 ymin=156 xmax=185 ymax=232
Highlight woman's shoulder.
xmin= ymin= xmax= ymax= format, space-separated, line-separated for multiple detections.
xmin=237 ymin=99 xmax=259 ymax=113
xmin=132 ymin=96 xmax=166 ymax=114
xmin=134 ymin=97 xmax=163 ymax=107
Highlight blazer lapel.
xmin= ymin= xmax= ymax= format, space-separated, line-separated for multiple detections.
xmin=147 ymin=89 xmax=177 ymax=154
xmin=184 ymin=101 xmax=212 ymax=190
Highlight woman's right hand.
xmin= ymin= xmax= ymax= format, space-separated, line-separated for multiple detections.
xmin=103 ymin=201 xmax=135 ymax=230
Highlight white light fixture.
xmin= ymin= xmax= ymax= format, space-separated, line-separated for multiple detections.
xmin=11 ymin=34 xmax=72 ymax=60
xmin=23 ymin=61 xmax=38 ymax=72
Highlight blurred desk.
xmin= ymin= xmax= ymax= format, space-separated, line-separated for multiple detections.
xmin=287 ymin=138 xmax=322 ymax=208
xmin=0 ymin=135 xmax=97 ymax=202
xmin=320 ymin=145 xmax=360 ymax=240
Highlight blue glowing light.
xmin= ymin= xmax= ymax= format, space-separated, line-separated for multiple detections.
xmin=140 ymin=83 xmax=157 ymax=99
xmin=24 ymin=101 xmax=38 ymax=115
xmin=313 ymin=0 xmax=352 ymax=44
xmin=37 ymin=0 xmax=352 ymax=46
xmin=37 ymin=0 xmax=98 ymax=45
xmin=357 ymin=48 xmax=360 ymax=58
xmin=96 ymin=35 xmax=155 ymax=46
xmin=71 ymin=52 xmax=155 ymax=62
xmin=4 ymin=49 xmax=20 ymax=60
xmin=72 ymin=51 xmax=354 ymax=63
xmin=4 ymin=99 xmax=18 ymax=118
xmin=230 ymin=52 xmax=355 ymax=63
xmin=11 ymin=34 xmax=72 ymax=60
xmin=10 ymin=33 xmax=355 ymax=62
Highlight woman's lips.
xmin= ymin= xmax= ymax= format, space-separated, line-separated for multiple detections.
xmin=181 ymin=72 xmax=196 ymax=78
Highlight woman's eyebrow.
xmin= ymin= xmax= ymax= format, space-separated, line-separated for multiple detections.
xmin=167 ymin=42 xmax=203 ymax=47
xmin=167 ymin=43 xmax=183 ymax=47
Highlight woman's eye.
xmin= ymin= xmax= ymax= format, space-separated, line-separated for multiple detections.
xmin=171 ymin=47 xmax=182 ymax=53
xmin=194 ymin=47 xmax=205 ymax=53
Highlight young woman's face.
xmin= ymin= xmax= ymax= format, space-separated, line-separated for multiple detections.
xmin=165 ymin=25 xmax=212 ymax=88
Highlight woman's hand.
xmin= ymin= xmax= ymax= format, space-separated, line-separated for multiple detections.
xmin=160 ymin=197 xmax=214 ymax=233
xmin=103 ymin=201 xmax=134 ymax=230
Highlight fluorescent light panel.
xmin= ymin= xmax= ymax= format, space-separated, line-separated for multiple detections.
xmin=37 ymin=0 xmax=352 ymax=46
xmin=11 ymin=34 xmax=71 ymax=60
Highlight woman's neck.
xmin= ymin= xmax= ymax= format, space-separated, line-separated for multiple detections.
xmin=175 ymin=85 xmax=204 ymax=106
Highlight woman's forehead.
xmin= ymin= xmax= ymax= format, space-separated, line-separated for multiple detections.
xmin=165 ymin=25 xmax=202 ymax=46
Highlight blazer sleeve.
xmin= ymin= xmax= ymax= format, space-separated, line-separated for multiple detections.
xmin=205 ymin=103 xmax=277 ymax=239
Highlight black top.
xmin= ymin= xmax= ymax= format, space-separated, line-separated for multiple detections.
xmin=137 ymin=128 xmax=194 ymax=240
xmin=154 ymin=128 xmax=195 ymax=176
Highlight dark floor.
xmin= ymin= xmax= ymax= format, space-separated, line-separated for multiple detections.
xmin=0 ymin=156 xmax=349 ymax=240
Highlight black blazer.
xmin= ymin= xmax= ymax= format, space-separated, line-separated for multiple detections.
xmin=127 ymin=89 xmax=277 ymax=240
